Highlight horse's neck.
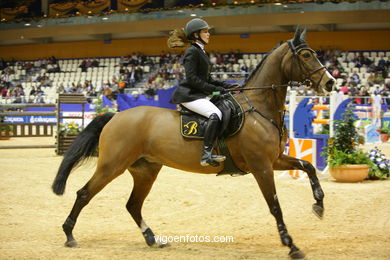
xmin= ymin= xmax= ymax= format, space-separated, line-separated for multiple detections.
xmin=244 ymin=45 xmax=289 ymax=122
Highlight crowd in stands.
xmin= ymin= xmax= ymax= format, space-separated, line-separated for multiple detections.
xmin=314 ymin=49 xmax=390 ymax=104
xmin=0 ymin=56 xmax=59 ymax=103
xmin=1 ymin=49 xmax=390 ymax=106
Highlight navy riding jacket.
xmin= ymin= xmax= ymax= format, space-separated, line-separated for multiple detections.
xmin=170 ymin=43 xmax=229 ymax=104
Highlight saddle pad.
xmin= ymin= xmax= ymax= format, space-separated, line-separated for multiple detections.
xmin=180 ymin=115 xmax=207 ymax=139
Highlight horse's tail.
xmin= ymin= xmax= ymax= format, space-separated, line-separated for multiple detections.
xmin=52 ymin=112 xmax=115 ymax=195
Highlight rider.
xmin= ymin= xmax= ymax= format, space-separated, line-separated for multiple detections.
xmin=168 ymin=18 xmax=233 ymax=167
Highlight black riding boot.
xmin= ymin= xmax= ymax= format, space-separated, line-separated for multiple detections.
xmin=200 ymin=113 xmax=226 ymax=167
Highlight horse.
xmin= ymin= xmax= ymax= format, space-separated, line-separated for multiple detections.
xmin=52 ymin=27 xmax=335 ymax=259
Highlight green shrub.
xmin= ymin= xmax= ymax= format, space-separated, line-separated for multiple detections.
xmin=322 ymin=105 xmax=371 ymax=167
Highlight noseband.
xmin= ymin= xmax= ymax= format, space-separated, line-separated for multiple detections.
xmin=287 ymin=40 xmax=327 ymax=88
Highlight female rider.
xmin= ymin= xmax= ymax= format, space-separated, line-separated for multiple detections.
xmin=168 ymin=18 xmax=234 ymax=167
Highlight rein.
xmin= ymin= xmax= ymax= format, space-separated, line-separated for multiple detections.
xmin=232 ymin=81 xmax=306 ymax=142
xmin=238 ymin=94 xmax=284 ymax=136
xmin=226 ymin=81 xmax=303 ymax=92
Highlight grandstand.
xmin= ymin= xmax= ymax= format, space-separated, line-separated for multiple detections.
xmin=1 ymin=48 xmax=389 ymax=105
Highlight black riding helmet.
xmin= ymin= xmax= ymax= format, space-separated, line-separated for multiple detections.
xmin=185 ymin=18 xmax=211 ymax=44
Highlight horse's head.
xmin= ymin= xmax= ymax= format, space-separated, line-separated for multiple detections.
xmin=285 ymin=26 xmax=335 ymax=93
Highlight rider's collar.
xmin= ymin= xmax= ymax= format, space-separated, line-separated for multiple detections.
xmin=195 ymin=42 xmax=205 ymax=53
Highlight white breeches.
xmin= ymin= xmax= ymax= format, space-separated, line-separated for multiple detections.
xmin=181 ymin=98 xmax=222 ymax=120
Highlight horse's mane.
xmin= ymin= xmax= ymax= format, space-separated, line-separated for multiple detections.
xmin=243 ymin=41 xmax=284 ymax=85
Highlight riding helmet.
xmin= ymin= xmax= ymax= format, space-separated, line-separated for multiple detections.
xmin=185 ymin=18 xmax=210 ymax=39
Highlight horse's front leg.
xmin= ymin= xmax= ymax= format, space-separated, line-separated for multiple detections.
xmin=250 ymin=163 xmax=305 ymax=259
xmin=273 ymin=154 xmax=324 ymax=219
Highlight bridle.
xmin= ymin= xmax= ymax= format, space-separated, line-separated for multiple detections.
xmin=287 ymin=40 xmax=327 ymax=89
xmin=231 ymin=40 xmax=329 ymax=142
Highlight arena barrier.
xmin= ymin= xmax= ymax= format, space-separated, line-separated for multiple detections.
xmin=0 ymin=103 xmax=56 ymax=149
xmin=0 ymin=94 xmax=88 ymax=151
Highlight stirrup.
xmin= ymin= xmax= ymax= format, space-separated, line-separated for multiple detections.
xmin=212 ymin=154 xmax=226 ymax=163
xmin=201 ymin=146 xmax=220 ymax=167
xmin=201 ymin=158 xmax=220 ymax=167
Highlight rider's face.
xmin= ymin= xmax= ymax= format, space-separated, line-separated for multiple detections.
xmin=199 ymin=29 xmax=210 ymax=45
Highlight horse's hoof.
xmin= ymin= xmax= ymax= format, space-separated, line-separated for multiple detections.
xmin=65 ymin=239 xmax=78 ymax=248
xmin=312 ymin=203 xmax=324 ymax=219
xmin=289 ymin=249 xmax=305 ymax=259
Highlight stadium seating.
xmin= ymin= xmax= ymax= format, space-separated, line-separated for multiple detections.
xmin=1 ymin=50 xmax=389 ymax=104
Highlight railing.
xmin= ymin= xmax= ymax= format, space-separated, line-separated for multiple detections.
xmin=0 ymin=103 xmax=57 ymax=145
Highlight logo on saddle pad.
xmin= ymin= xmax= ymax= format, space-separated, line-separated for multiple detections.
xmin=183 ymin=121 xmax=199 ymax=135
xmin=181 ymin=117 xmax=206 ymax=138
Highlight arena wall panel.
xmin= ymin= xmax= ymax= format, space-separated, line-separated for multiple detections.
xmin=0 ymin=30 xmax=389 ymax=60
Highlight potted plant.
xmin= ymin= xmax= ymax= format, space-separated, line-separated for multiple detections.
xmin=379 ymin=125 xmax=389 ymax=143
xmin=0 ymin=125 xmax=12 ymax=139
xmin=58 ymin=121 xmax=83 ymax=137
xmin=56 ymin=121 xmax=84 ymax=155
xmin=322 ymin=105 xmax=373 ymax=182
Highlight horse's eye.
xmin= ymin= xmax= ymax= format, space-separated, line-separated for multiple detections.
xmin=302 ymin=53 xmax=311 ymax=59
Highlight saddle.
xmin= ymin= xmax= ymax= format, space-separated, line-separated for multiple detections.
xmin=179 ymin=93 xmax=248 ymax=176
xmin=180 ymin=93 xmax=244 ymax=139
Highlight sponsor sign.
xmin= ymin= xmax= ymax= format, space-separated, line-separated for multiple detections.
xmin=62 ymin=112 xmax=96 ymax=127
xmin=289 ymin=138 xmax=317 ymax=179
xmin=4 ymin=116 xmax=57 ymax=124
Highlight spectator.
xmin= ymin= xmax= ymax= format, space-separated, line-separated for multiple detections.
xmin=331 ymin=67 xmax=341 ymax=78
xmin=374 ymin=85 xmax=382 ymax=95
xmin=381 ymin=85 xmax=390 ymax=104
xmin=1 ymin=86 xmax=7 ymax=97
xmin=79 ymin=60 xmax=87 ymax=72
xmin=348 ymin=83 xmax=359 ymax=96
xmin=91 ymin=59 xmax=99 ymax=67
xmin=350 ymin=72 xmax=360 ymax=84
xmin=374 ymin=72 xmax=384 ymax=84
xmin=339 ymin=83 xmax=349 ymax=94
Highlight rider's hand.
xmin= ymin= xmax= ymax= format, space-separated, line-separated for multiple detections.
xmin=214 ymin=86 xmax=226 ymax=94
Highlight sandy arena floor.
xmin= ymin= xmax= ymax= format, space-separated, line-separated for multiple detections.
xmin=0 ymin=137 xmax=390 ymax=260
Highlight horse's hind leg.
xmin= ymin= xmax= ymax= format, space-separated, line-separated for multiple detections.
xmin=126 ymin=159 xmax=167 ymax=248
xmin=251 ymin=165 xmax=305 ymax=259
xmin=62 ymin=160 xmax=129 ymax=247
xmin=273 ymin=154 xmax=324 ymax=218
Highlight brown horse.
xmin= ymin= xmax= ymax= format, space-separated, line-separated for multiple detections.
xmin=52 ymin=27 xmax=334 ymax=259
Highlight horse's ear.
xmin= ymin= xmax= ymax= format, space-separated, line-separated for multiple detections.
xmin=292 ymin=25 xmax=302 ymax=45
xmin=300 ymin=28 xmax=307 ymax=42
